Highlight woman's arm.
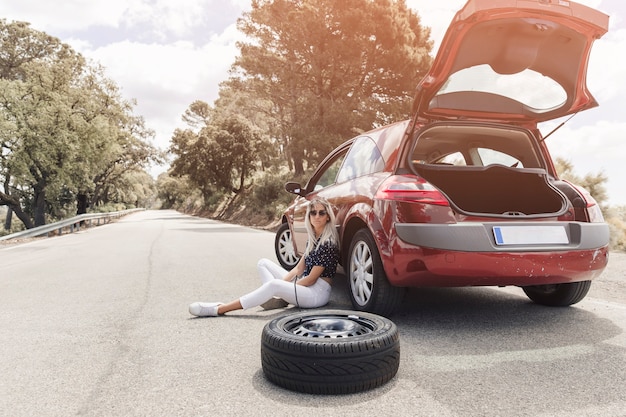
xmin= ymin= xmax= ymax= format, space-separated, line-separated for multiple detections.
xmin=283 ymin=256 xmax=305 ymax=281
xmin=296 ymin=265 xmax=325 ymax=287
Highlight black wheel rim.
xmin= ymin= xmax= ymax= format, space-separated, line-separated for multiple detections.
xmin=283 ymin=314 xmax=376 ymax=338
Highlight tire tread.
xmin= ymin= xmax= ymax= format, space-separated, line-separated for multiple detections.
xmin=261 ymin=310 xmax=400 ymax=395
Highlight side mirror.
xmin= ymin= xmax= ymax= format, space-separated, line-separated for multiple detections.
xmin=285 ymin=182 xmax=306 ymax=196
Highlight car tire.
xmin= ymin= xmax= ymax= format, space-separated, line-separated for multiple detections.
xmin=522 ymin=280 xmax=591 ymax=306
xmin=347 ymin=229 xmax=405 ymax=317
xmin=261 ymin=309 xmax=400 ymax=395
xmin=274 ymin=222 xmax=299 ymax=270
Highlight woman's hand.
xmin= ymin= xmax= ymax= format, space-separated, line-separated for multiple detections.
xmin=283 ymin=256 xmax=305 ymax=281
xmin=296 ymin=265 xmax=325 ymax=287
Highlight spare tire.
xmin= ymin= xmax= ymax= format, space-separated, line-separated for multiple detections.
xmin=261 ymin=309 xmax=400 ymax=395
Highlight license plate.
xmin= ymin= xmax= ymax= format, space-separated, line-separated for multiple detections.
xmin=493 ymin=225 xmax=569 ymax=245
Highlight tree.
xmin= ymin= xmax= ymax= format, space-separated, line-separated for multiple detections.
xmin=156 ymin=172 xmax=194 ymax=209
xmin=0 ymin=20 xmax=63 ymax=80
xmin=211 ymin=117 xmax=266 ymax=193
xmin=1 ymin=20 xmax=162 ymax=228
xmin=0 ymin=50 xmax=88 ymax=226
xmin=0 ymin=20 xmax=81 ymax=227
xmin=229 ymin=0 xmax=433 ymax=174
xmin=169 ymin=102 xmax=268 ymax=199
xmin=554 ymin=157 xmax=608 ymax=208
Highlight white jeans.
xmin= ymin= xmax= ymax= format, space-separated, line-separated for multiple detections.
xmin=239 ymin=258 xmax=332 ymax=310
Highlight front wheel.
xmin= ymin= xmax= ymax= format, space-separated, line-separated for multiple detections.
xmin=347 ymin=229 xmax=405 ymax=317
xmin=274 ymin=223 xmax=299 ymax=269
xmin=522 ymin=280 xmax=591 ymax=306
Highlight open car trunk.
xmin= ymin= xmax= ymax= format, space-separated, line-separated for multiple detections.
xmin=413 ymin=163 xmax=566 ymax=217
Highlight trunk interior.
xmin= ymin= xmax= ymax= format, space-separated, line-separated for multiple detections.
xmin=410 ymin=123 xmax=567 ymax=217
xmin=413 ymin=163 xmax=565 ymax=216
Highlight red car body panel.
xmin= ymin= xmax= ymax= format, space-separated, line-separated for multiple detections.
xmin=382 ymin=228 xmax=608 ymax=288
xmin=415 ymin=0 xmax=609 ymax=123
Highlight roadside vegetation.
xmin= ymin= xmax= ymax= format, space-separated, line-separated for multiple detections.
xmin=1 ymin=0 xmax=624 ymax=251
xmin=0 ymin=19 xmax=163 ymax=235
xmin=161 ymin=0 xmax=432 ymax=224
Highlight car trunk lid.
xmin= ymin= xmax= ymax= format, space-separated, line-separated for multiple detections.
xmin=412 ymin=0 xmax=609 ymax=124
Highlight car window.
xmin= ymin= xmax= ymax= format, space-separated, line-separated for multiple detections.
xmin=336 ymin=136 xmax=384 ymax=183
xmin=436 ymin=64 xmax=567 ymax=111
xmin=477 ymin=148 xmax=523 ymax=167
xmin=313 ymin=154 xmax=346 ymax=191
xmin=411 ymin=125 xmax=542 ymax=169
xmin=434 ymin=152 xmax=467 ymax=166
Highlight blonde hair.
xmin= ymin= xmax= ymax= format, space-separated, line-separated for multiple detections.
xmin=304 ymin=197 xmax=339 ymax=257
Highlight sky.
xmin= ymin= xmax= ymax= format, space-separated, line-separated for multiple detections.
xmin=1 ymin=0 xmax=625 ymax=206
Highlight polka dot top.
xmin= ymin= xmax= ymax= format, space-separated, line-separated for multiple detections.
xmin=304 ymin=240 xmax=339 ymax=278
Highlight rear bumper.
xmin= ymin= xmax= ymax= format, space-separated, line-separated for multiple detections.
xmin=384 ymin=247 xmax=609 ymax=287
xmin=384 ymin=222 xmax=609 ymax=287
xmin=395 ymin=221 xmax=609 ymax=252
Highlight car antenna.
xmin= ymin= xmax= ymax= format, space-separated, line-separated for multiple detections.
xmin=541 ymin=112 xmax=578 ymax=142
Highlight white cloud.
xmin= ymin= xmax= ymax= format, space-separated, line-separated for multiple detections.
xmin=120 ymin=0 xmax=226 ymax=40
xmin=546 ymin=120 xmax=626 ymax=205
xmin=2 ymin=0 xmax=625 ymax=205
xmin=1 ymin=0 xmax=132 ymax=31
xmin=588 ymin=27 xmax=626 ymax=103
xmin=78 ymin=22 xmax=242 ymax=151
xmin=1 ymin=0 xmax=239 ymax=39
xmin=405 ymin=0 xmax=465 ymax=50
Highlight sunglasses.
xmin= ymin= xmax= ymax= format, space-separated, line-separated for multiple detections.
xmin=309 ymin=210 xmax=327 ymax=217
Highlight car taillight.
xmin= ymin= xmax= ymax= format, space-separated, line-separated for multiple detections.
xmin=567 ymin=181 xmax=605 ymax=223
xmin=375 ymin=175 xmax=450 ymax=206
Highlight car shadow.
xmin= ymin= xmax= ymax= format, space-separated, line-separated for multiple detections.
xmin=252 ymin=274 xmax=624 ymax=410
xmin=329 ymin=277 xmax=622 ymax=353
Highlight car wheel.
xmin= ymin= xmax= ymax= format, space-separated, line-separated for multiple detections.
xmin=522 ymin=280 xmax=591 ymax=306
xmin=347 ymin=229 xmax=405 ymax=317
xmin=274 ymin=222 xmax=299 ymax=270
xmin=261 ymin=309 xmax=400 ymax=395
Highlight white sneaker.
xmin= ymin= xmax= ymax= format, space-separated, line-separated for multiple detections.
xmin=189 ymin=302 xmax=222 ymax=317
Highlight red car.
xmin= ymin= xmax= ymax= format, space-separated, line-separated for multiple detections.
xmin=274 ymin=0 xmax=610 ymax=316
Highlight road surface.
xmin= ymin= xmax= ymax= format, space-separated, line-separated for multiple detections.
xmin=1 ymin=210 xmax=625 ymax=416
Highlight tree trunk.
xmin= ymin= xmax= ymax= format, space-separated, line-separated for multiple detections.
xmin=12 ymin=204 xmax=34 ymax=230
xmin=4 ymin=207 xmax=12 ymax=231
xmin=33 ymin=186 xmax=47 ymax=227
xmin=292 ymin=148 xmax=305 ymax=176
xmin=0 ymin=191 xmax=35 ymax=229
xmin=77 ymin=193 xmax=89 ymax=215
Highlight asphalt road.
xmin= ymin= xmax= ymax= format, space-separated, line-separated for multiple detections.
xmin=1 ymin=210 xmax=625 ymax=417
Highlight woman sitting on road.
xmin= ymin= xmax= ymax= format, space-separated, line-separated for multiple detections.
xmin=189 ymin=197 xmax=340 ymax=317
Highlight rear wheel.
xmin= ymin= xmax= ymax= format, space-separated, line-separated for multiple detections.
xmin=347 ymin=229 xmax=405 ymax=317
xmin=274 ymin=223 xmax=299 ymax=270
xmin=522 ymin=280 xmax=591 ymax=306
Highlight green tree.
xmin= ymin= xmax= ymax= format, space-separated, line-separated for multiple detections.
xmin=1 ymin=48 xmax=88 ymax=226
xmin=1 ymin=20 xmax=162 ymax=229
xmin=0 ymin=20 xmax=79 ymax=228
xmin=213 ymin=84 xmax=279 ymax=172
xmin=554 ymin=157 xmax=608 ymax=208
xmin=229 ymin=0 xmax=433 ymax=174
xmin=169 ymin=102 xmax=268 ymax=199
xmin=156 ymin=172 xmax=194 ymax=209
xmin=169 ymin=127 xmax=214 ymax=204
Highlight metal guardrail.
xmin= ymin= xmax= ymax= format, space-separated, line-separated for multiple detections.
xmin=0 ymin=208 xmax=145 ymax=242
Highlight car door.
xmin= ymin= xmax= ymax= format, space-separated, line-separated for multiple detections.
xmin=290 ymin=144 xmax=350 ymax=255
xmin=291 ymin=136 xmax=387 ymax=255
